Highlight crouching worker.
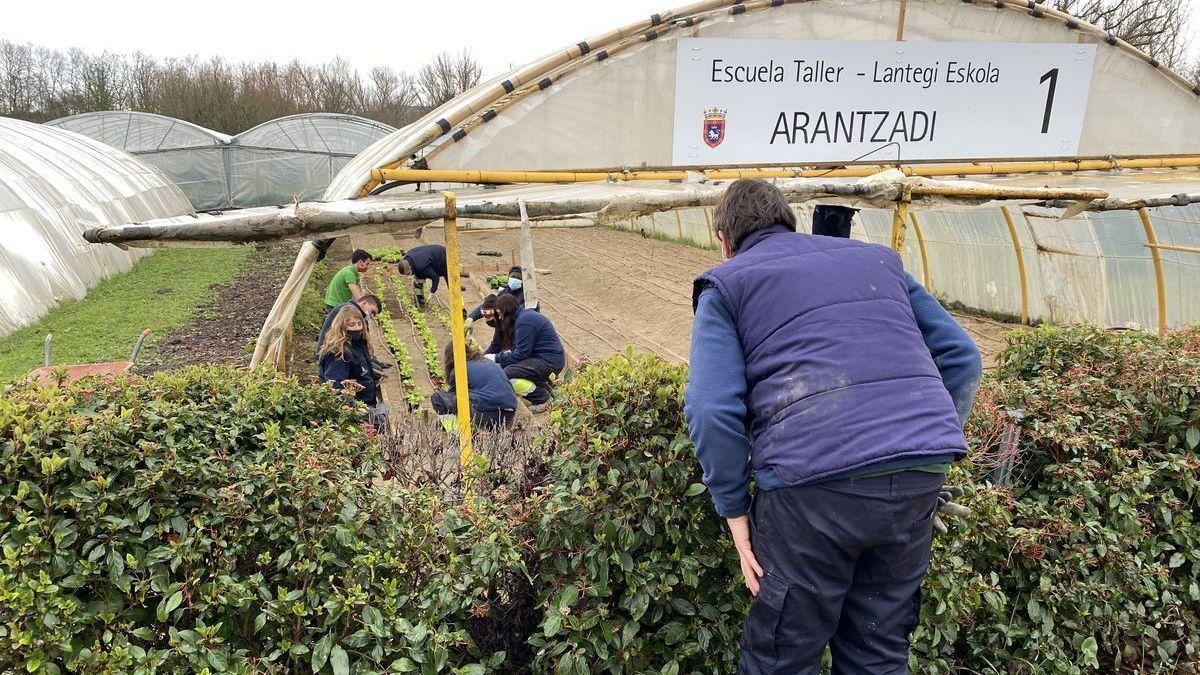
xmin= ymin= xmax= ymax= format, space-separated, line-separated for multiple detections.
xmin=395 ymin=244 xmax=446 ymax=307
xmin=318 ymin=306 xmax=383 ymax=421
xmin=684 ymin=179 xmax=982 ymax=674
xmin=430 ymin=341 xmax=518 ymax=430
xmin=485 ymin=294 xmax=565 ymax=409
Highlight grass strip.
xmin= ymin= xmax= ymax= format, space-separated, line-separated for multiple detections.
xmin=0 ymin=249 xmax=253 ymax=381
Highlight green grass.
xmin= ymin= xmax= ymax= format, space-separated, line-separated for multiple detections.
xmin=0 ymin=248 xmax=253 ymax=381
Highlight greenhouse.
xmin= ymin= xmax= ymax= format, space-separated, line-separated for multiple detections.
xmin=47 ymin=111 xmax=395 ymax=210
xmin=0 ymin=117 xmax=192 ymax=336
xmin=77 ymin=0 xmax=1200 ymax=365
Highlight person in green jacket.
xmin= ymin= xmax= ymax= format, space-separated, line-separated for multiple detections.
xmin=325 ymin=249 xmax=373 ymax=310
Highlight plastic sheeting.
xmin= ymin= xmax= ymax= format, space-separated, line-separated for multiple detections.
xmin=48 ymin=112 xmax=394 ymax=210
xmin=423 ymin=0 xmax=1200 ymax=171
xmin=0 ymin=117 xmax=192 ymax=337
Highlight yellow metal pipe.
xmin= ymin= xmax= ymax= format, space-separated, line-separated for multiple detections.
xmin=1146 ymin=242 xmax=1200 ymax=255
xmin=1000 ymin=206 xmax=1030 ymax=325
xmin=372 ymin=156 xmax=1200 ymax=188
xmin=908 ymin=212 xmax=931 ymax=290
xmin=444 ymin=192 xmax=475 ymax=469
xmin=1138 ymin=207 xmax=1169 ymax=336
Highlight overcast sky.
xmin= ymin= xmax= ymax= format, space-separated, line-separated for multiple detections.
xmin=1 ymin=0 xmax=1196 ymax=76
xmin=0 ymin=0 xmax=670 ymax=77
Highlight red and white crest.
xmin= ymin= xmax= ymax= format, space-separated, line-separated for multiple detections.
xmin=703 ymin=108 xmax=727 ymax=148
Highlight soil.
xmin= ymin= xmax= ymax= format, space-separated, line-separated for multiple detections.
xmin=136 ymin=228 xmax=1015 ymax=392
xmin=136 ymin=245 xmax=299 ymax=373
xmin=413 ymin=226 xmax=1017 ymax=368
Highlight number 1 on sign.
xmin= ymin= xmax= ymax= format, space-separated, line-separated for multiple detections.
xmin=1039 ymin=68 xmax=1059 ymax=133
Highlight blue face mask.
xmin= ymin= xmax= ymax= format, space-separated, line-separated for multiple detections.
xmin=507 ymin=278 xmax=523 ymax=291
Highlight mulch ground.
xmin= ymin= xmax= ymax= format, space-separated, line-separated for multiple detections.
xmin=136 ymin=245 xmax=300 ymax=373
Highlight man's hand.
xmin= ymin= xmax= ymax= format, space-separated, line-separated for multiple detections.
xmin=933 ymin=485 xmax=971 ymax=534
xmin=726 ymin=514 xmax=765 ymax=596
xmin=483 ymin=353 xmax=496 ymax=362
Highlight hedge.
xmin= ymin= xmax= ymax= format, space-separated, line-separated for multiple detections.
xmin=3 ymin=325 xmax=1199 ymax=673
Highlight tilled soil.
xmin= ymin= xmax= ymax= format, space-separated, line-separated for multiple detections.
xmin=136 ymin=245 xmax=298 ymax=373
xmin=417 ymin=226 xmax=1017 ymax=367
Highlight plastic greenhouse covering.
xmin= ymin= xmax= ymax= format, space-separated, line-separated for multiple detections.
xmin=47 ymin=112 xmax=394 ymax=211
xmin=0 ymin=117 xmax=192 ymax=337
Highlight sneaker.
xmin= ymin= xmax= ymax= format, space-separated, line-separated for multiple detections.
xmin=529 ymin=401 xmax=551 ymax=414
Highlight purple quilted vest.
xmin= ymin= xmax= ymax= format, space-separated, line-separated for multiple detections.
xmin=694 ymin=225 xmax=966 ymax=485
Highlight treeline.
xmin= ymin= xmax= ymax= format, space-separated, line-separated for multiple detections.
xmin=0 ymin=40 xmax=484 ymax=134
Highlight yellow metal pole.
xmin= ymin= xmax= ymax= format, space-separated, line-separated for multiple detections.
xmin=890 ymin=200 xmax=909 ymax=255
xmin=908 ymin=211 xmax=931 ymax=289
xmin=1138 ymin=207 xmax=1169 ymax=336
xmin=444 ymin=191 xmax=474 ymax=466
xmin=1000 ymin=206 xmax=1031 ymax=325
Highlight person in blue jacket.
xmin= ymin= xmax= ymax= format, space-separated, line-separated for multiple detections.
xmin=396 ymin=244 xmax=447 ymax=307
xmin=430 ymin=340 xmax=518 ymax=430
xmin=485 ymin=293 xmax=565 ymax=406
xmin=683 ymin=180 xmax=982 ymax=675
xmin=318 ymin=306 xmax=379 ymax=408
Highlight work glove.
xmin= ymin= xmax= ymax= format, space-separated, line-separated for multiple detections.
xmin=932 ymin=485 xmax=971 ymax=535
xmin=483 ymin=353 xmax=497 ymax=362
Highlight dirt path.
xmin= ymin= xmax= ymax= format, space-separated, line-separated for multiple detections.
xmin=414 ymin=226 xmax=1017 ymax=367
xmin=136 ymin=245 xmax=297 ymax=373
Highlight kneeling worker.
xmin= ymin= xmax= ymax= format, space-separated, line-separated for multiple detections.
xmin=318 ymin=306 xmax=380 ymax=416
xmin=430 ymin=341 xmax=518 ymax=430
xmin=396 ymin=244 xmax=446 ymax=307
xmin=684 ymin=179 xmax=981 ymax=674
xmin=485 ymin=294 xmax=565 ymax=408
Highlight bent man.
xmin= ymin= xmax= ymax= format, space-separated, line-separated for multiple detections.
xmin=396 ymin=244 xmax=447 ymax=307
xmin=684 ymin=180 xmax=981 ymax=674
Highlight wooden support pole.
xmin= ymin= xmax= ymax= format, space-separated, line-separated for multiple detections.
xmin=518 ymin=199 xmax=538 ymax=309
xmin=1146 ymin=242 xmax=1200 ymax=255
xmin=675 ymin=209 xmax=685 ymax=240
xmin=908 ymin=211 xmax=931 ymax=289
xmin=444 ymin=191 xmax=474 ymax=469
xmin=704 ymin=207 xmax=716 ymax=248
xmin=1000 ymin=206 xmax=1031 ymax=325
xmin=1138 ymin=207 xmax=1169 ymax=336
xmin=890 ymin=200 xmax=909 ymax=255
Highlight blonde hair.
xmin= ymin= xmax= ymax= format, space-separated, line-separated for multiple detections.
xmin=442 ymin=338 xmax=482 ymax=378
xmin=320 ymin=306 xmax=367 ymax=359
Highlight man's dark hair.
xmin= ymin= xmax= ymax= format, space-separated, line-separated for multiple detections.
xmin=351 ymin=249 xmax=373 ymax=263
xmin=712 ymin=179 xmax=797 ymax=251
xmin=359 ymin=294 xmax=382 ymax=312
xmin=508 ymin=265 xmax=523 ymax=277
xmin=481 ymin=294 xmax=499 ymax=309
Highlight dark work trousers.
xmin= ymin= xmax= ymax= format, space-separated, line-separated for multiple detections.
xmin=739 ymin=471 xmax=945 ymax=675
xmin=413 ymin=278 xmax=427 ymax=306
xmin=429 ymin=390 xmax=515 ymax=430
xmin=502 ymin=357 xmax=561 ymax=405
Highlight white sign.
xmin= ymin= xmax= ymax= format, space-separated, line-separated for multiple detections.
xmin=673 ymin=39 xmax=1096 ymax=166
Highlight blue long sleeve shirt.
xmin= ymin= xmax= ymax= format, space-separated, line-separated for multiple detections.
xmin=685 ymin=273 xmax=983 ymax=517
xmin=486 ymin=308 xmax=566 ymax=370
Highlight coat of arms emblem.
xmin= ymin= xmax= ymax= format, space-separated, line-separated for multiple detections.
xmin=703 ymin=108 xmax=727 ymax=148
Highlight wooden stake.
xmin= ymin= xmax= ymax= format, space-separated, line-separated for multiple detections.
xmin=518 ymin=199 xmax=538 ymax=308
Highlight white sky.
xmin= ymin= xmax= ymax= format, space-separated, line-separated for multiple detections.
xmin=1 ymin=0 xmax=1196 ymax=76
xmin=0 ymin=0 xmax=670 ymax=77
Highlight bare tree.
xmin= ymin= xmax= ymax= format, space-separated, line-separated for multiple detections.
xmin=416 ymin=49 xmax=483 ymax=107
xmin=1052 ymin=0 xmax=1194 ymax=68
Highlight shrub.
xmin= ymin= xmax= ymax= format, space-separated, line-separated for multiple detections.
xmin=529 ymin=352 xmax=747 ymax=674
xmin=918 ymin=326 xmax=1200 ymax=673
xmin=0 ymin=366 xmax=523 ymax=674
